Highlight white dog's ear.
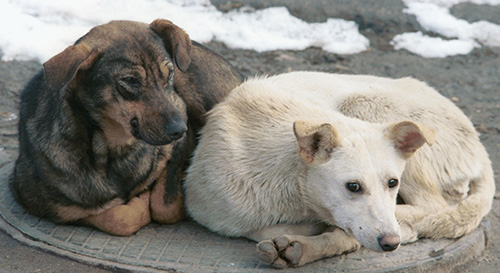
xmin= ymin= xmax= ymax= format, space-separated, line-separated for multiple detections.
xmin=385 ymin=121 xmax=435 ymax=159
xmin=293 ymin=120 xmax=341 ymax=165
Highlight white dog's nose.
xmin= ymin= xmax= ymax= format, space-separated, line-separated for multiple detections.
xmin=378 ymin=234 xmax=400 ymax=251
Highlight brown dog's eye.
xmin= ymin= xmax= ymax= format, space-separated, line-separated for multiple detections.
xmin=121 ymin=76 xmax=141 ymax=88
xmin=388 ymin=178 xmax=399 ymax=188
xmin=118 ymin=76 xmax=141 ymax=100
xmin=346 ymin=182 xmax=362 ymax=193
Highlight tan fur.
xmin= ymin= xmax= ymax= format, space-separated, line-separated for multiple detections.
xmin=54 ymin=198 xmax=124 ymax=223
xmin=83 ymin=191 xmax=151 ymax=236
xmin=184 ymin=71 xmax=494 ymax=268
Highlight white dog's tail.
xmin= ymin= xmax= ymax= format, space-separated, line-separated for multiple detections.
xmin=415 ymin=161 xmax=495 ymax=239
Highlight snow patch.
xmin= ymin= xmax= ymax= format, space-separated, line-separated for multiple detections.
xmin=0 ymin=0 xmax=369 ymax=62
xmin=392 ymin=0 xmax=500 ymax=58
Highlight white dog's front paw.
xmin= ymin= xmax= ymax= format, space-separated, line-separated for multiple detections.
xmin=400 ymin=222 xmax=418 ymax=244
xmin=256 ymin=236 xmax=304 ymax=269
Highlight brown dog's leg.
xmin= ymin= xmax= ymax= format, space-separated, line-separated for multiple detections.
xmin=150 ymin=167 xmax=186 ymax=223
xmin=83 ymin=191 xmax=151 ymax=236
xmin=150 ymin=137 xmax=190 ymax=223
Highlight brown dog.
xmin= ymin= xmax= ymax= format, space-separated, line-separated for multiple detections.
xmin=10 ymin=19 xmax=242 ymax=235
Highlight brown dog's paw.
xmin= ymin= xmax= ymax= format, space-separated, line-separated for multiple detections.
xmin=83 ymin=191 xmax=151 ymax=236
xmin=256 ymin=236 xmax=304 ymax=269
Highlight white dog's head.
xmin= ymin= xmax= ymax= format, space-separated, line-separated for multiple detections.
xmin=293 ymin=120 xmax=434 ymax=252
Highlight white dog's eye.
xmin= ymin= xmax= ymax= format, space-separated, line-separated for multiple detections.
xmin=388 ymin=178 xmax=399 ymax=188
xmin=346 ymin=182 xmax=362 ymax=193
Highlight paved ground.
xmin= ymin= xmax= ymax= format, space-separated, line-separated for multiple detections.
xmin=0 ymin=1 xmax=499 ymax=272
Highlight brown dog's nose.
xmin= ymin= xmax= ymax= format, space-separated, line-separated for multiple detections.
xmin=165 ymin=120 xmax=187 ymax=141
xmin=378 ymin=234 xmax=400 ymax=252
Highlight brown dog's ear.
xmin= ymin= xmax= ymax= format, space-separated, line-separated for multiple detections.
xmin=43 ymin=44 xmax=99 ymax=90
xmin=293 ymin=120 xmax=341 ymax=165
xmin=150 ymin=19 xmax=192 ymax=72
xmin=385 ymin=121 xmax=435 ymax=159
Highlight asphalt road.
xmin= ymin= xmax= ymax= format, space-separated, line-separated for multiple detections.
xmin=1 ymin=1 xmax=499 ymax=272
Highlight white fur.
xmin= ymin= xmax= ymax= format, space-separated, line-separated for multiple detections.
xmin=184 ymin=71 xmax=494 ymax=267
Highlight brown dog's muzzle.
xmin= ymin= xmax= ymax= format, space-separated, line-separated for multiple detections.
xmin=131 ymin=109 xmax=187 ymax=146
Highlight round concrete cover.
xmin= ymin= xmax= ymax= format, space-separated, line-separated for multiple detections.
xmin=0 ymin=161 xmax=486 ymax=273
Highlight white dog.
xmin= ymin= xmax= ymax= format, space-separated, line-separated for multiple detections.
xmin=184 ymin=72 xmax=494 ymax=268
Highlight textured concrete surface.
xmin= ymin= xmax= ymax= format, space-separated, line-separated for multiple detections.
xmin=0 ymin=1 xmax=499 ymax=272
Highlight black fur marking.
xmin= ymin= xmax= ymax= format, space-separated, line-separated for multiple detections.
xmin=163 ymin=137 xmax=188 ymax=204
xmin=311 ymin=132 xmax=321 ymax=153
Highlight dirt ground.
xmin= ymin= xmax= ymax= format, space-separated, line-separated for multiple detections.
xmin=0 ymin=1 xmax=499 ymax=272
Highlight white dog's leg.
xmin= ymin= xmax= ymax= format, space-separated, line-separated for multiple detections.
xmin=396 ymin=178 xmax=449 ymax=243
xmin=396 ymin=203 xmax=446 ymax=244
xmin=397 ymin=167 xmax=493 ymax=242
xmin=246 ymin=222 xmax=328 ymax=241
xmin=396 ymin=204 xmax=434 ymax=229
xmin=247 ymin=225 xmax=360 ymax=269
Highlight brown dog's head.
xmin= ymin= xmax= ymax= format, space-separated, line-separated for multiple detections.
xmin=42 ymin=19 xmax=192 ymax=147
